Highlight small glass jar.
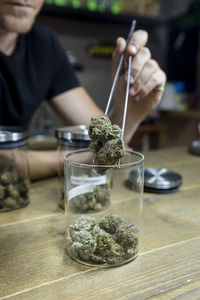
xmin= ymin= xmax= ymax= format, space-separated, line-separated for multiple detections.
xmin=0 ymin=128 xmax=30 ymax=212
xmin=64 ymin=149 xmax=144 ymax=267
xmin=55 ymin=126 xmax=91 ymax=209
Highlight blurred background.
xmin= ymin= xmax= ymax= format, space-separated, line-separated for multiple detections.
xmin=30 ymin=0 xmax=200 ymax=151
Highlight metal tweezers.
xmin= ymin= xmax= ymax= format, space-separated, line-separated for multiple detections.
xmin=104 ymin=20 xmax=137 ymax=135
xmin=93 ymin=20 xmax=137 ymax=164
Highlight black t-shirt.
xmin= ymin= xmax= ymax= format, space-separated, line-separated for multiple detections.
xmin=0 ymin=22 xmax=80 ymax=128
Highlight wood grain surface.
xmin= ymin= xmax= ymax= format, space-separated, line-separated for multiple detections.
xmin=0 ymin=147 xmax=200 ymax=300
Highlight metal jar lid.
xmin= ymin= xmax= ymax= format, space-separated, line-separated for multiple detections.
xmin=128 ymin=167 xmax=182 ymax=194
xmin=55 ymin=125 xmax=90 ymax=141
xmin=188 ymin=140 xmax=200 ymax=155
xmin=0 ymin=127 xmax=29 ymax=143
xmin=144 ymin=168 xmax=182 ymax=189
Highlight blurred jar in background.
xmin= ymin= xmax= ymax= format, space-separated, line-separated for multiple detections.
xmin=0 ymin=128 xmax=30 ymax=212
xmin=55 ymin=126 xmax=91 ymax=209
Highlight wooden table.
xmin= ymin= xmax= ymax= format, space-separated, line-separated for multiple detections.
xmin=0 ymin=147 xmax=200 ymax=299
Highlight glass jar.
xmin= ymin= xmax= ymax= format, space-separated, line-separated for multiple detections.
xmin=55 ymin=126 xmax=91 ymax=209
xmin=0 ymin=128 xmax=30 ymax=212
xmin=64 ymin=149 xmax=144 ymax=267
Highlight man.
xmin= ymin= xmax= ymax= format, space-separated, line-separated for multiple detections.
xmin=0 ymin=0 xmax=166 ymax=179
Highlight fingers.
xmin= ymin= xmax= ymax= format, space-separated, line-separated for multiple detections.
xmin=127 ymin=30 xmax=148 ymax=55
xmin=112 ymin=29 xmax=166 ymax=104
xmin=129 ymin=58 xmax=158 ymax=96
xmin=130 ymin=68 xmax=166 ymax=102
xmin=112 ymin=30 xmax=148 ymax=74
xmin=124 ymin=42 xmax=166 ymax=101
xmin=130 ymin=47 xmax=151 ymax=80
xmin=115 ymin=30 xmax=148 ymax=56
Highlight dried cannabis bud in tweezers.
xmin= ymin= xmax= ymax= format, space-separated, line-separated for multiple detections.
xmin=67 ymin=214 xmax=138 ymax=265
xmin=0 ymin=156 xmax=29 ymax=212
xmin=88 ymin=116 xmax=126 ymax=165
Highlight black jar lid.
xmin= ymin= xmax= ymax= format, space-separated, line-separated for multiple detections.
xmin=55 ymin=125 xmax=90 ymax=141
xmin=0 ymin=127 xmax=29 ymax=143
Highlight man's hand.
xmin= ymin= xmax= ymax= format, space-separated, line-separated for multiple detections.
xmin=50 ymin=29 xmax=166 ymax=145
xmin=110 ymin=29 xmax=166 ymax=144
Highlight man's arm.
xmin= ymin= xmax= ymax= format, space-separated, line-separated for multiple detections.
xmin=28 ymin=29 xmax=166 ymax=181
xmin=49 ymin=86 xmax=103 ymax=126
xmin=28 ymin=150 xmax=58 ymax=181
xmin=48 ymin=30 xmax=166 ymax=145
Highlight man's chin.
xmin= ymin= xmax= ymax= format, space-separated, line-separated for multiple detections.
xmin=13 ymin=24 xmax=33 ymax=34
xmin=0 ymin=17 xmax=35 ymax=34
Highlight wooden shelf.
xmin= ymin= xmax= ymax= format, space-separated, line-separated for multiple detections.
xmin=41 ymin=4 xmax=167 ymax=26
xmin=161 ymin=110 xmax=200 ymax=120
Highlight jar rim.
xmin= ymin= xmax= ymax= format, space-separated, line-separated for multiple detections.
xmin=64 ymin=148 xmax=144 ymax=168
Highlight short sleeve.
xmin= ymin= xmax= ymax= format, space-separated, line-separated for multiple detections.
xmin=45 ymin=30 xmax=80 ymax=100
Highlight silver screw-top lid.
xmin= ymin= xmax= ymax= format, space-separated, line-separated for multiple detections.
xmin=55 ymin=125 xmax=90 ymax=141
xmin=0 ymin=127 xmax=29 ymax=143
xmin=144 ymin=168 xmax=182 ymax=189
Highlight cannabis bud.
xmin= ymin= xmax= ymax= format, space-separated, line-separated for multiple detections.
xmin=116 ymin=222 xmax=138 ymax=250
xmin=88 ymin=116 xmax=125 ymax=165
xmin=67 ymin=214 xmax=138 ymax=265
xmin=0 ymin=156 xmax=29 ymax=212
xmin=99 ymin=214 xmax=123 ymax=234
xmin=69 ymin=168 xmax=111 ymax=213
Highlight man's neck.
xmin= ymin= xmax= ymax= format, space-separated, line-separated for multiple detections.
xmin=0 ymin=30 xmax=19 ymax=56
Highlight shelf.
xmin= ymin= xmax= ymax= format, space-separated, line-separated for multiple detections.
xmin=41 ymin=4 xmax=168 ymax=26
xmin=161 ymin=110 xmax=200 ymax=120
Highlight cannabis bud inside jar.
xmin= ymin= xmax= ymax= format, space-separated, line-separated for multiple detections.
xmin=0 ymin=128 xmax=30 ymax=212
xmin=68 ymin=168 xmax=111 ymax=213
xmin=67 ymin=214 xmax=138 ymax=265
